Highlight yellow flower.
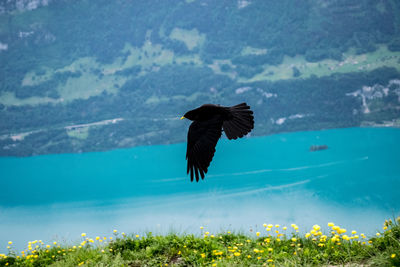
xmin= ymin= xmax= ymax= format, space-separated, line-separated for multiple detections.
xmin=46 ymin=245 xmax=50 ymax=248
xmin=266 ymin=228 xmax=271 ymax=231
xmin=283 ymin=226 xmax=287 ymax=230
xmin=234 ymin=252 xmax=241 ymax=256
xmin=376 ymin=233 xmax=381 ymax=236
xmin=391 ymin=254 xmax=396 ymax=258
xmin=263 ymin=223 xmax=267 ymax=227
xmin=340 ymin=228 xmax=347 ymax=234
xmin=96 ymin=236 xmax=100 ymax=240
xmin=256 ymin=232 xmax=260 ymax=237
xmin=305 ymin=233 xmax=311 ymax=238
xmin=313 ymin=224 xmax=320 ymax=231
xmin=291 ymin=237 xmax=297 ymax=242
xmin=254 ymin=248 xmax=260 ymax=253
xmin=201 ymin=253 xmax=206 ymax=258
xmin=135 ymin=234 xmax=139 ymax=238
xmin=53 ymin=241 xmax=57 ymax=245
xmin=328 ymin=222 xmax=334 ymax=227
xmin=113 ymin=229 xmax=117 ymax=233
xmin=200 ymin=226 xmax=204 ymax=229
xmin=247 ymin=255 xmax=251 ymax=258
xmin=81 ymin=233 xmax=86 ymax=237
xmin=7 ymin=241 xmax=12 ymax=245
xmin=267 ymin=248 xmax=273 ymax=252
xmin=267 ymin=259 xmax=274 ymax=262
xmin=383 ymin=226 xmax=388 ymax=230
xmin=257 ymin=256 xmax=261 ymax=260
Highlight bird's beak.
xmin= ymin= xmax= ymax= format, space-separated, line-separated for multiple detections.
xmin=180 ymin=116 xmax=186 ymax=120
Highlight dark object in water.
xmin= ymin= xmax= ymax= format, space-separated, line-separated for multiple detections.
xmin=310 ymin=145 xmax=328 ymax=152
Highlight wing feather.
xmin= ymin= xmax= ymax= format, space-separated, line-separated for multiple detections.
xmin=186 ymin=119 xmax=222 ymax=182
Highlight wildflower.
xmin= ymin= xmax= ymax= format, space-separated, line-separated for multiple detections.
xmin=266 ymin=228 xmax=271 ymax=231
xmin=46 ymin=245 xmax=50 ymax=248
xmin=256 ymin=232 xmax=260 ymax=237
xmin=354 ymin=235 xmax=359 ymax=239
xmin=200 ymin=226 xmax=204 ymax=230
xmin=268 ymin=248 xmax=273 ymax=252
xmin=383 ymin=226 xmax=388 ymax=230
xmin=247 ymin=255 xmax=251 ymax=258
xmin=328 ymin=222 xmax=334 ymax=227
xmin=339 ymin=228 xmax=347 ymax=234
xmin=81 ymin=233 xmax=86 ymax=237
xmin=351 ymin=230 xmax=357 ymax=234
xmin=201 ymin=253 xmax=206 ymax=258
xmin=392 ymin=254 xmax=396 ymax=258
xmin=53 ymin=241 xmax=57 ymax=245
xmin=283 ymin=226 xmax=287 ymax=230
xmin=7 ymin=241 xmax=12 ymax=245
xmin=313 ymin=224 xmax=320 ymax=231
xmin=291 ymin=237 xmax=297 ymax=242
xmin=263 ymin=223 xmax=267 ymax=227
xmin=267 ymin=259 xmax=273 ymax=262
xmin=234 ymin=252 xmax=241 ymax=256
xmin=254 ymin=248 xmax=260 ymax=253
xmin=96 ymin=236 xmax=100 ymax=240
xmin=136 ymin=234 xmax=139 ymax=238
xmin=376 ymin=233 xmax=381 ymax=237
xmin=257 ymin=256 xmax=261 ymax=260
xmin=113 ymin=229 xmax=117 ymax=233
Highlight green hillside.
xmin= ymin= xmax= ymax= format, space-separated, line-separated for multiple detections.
xmin=1 ymin=0 xmax=400 ymax=156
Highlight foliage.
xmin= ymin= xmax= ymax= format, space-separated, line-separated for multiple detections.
xmin=1 ymin=218 xmax=400 ymax=266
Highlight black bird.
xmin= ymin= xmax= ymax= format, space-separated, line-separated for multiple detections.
xmin=181 ymin=103 xmax=254 ymax=182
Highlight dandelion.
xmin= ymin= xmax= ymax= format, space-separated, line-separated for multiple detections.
xmin=136 ymin=234 xmax=139 ymax=238
xmin=200 ymin=253 xmax=206 ymax=258
xmin=81 ymin=233 xmax=86 ymax=237
xmin=263 ymin=223 xmax=267 ymax=227
xmin=305 ymin=233 xmax=311 ymax=238
xmin=234 ymin=252 xmax=241 ymax=256
xmin=328 ymin=222 xmax=334 ymax=227
xmin=313 ymin=224 xmax=321 ymax=231
xmin=283 ymin=226 xmax=287 ymax=230
xmin=267 ymin=259 xmax=274 ymax=262
xmin=113 ymin=229 xmax=117 ymax=233
xmin=291 ymin=237 xmax=297 ymax=242
xmin=383 ymin=226 xmax=388 ymax=230
xmin=351 ymin=230 xmax=357 ymax=234
xmin=392 ymin=254 xmax=396 ymax=258
xmin=200 ymin=226 xmax=204 ymax=230
xmin=256 ymin=232 xmax=260 ymax=237
xmin=267 ymin=248 xmax=273 ymax=252
xmin=376 ymin=233 xmax=381 ymax=237
xmin=7 ymin=241 xmax=12 ymax=245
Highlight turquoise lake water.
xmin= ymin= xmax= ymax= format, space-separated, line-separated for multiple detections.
xmin=1 ymin=127 xmax=399 ymax=252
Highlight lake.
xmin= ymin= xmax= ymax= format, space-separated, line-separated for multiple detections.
xmin=1 ymin=127 xmax=399 ymax=252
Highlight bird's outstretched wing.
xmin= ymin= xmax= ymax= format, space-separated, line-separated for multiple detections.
xmin=186 ymin=119 xmax=222 ymax=182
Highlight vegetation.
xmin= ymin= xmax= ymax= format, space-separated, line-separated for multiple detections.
xmin=1 ymin=0 xmax=400 ymax=156
xmin=1 ymin=218 xmax=399 ymax=266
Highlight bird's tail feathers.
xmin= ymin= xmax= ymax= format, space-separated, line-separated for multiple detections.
xmin=223 ymin=103 xmax=254 ymax=140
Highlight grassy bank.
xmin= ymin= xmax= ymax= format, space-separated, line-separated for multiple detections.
xmin=1 ymin=218 xmax=399 ymax=266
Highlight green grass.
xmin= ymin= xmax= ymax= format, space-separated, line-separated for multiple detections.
xmin=241 ymin=45 xmax=400 ymax=82
xmin=169 ymin=28 xmax=206 ymax=51
xmin=1 ymin=218 xmax=399 ymax=266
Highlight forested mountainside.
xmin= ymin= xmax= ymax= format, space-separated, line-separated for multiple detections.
xmin=1 ymin=0 xmax=400 ymax=156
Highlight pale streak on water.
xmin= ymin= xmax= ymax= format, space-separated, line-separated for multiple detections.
xmin=0 ymin=128 xmax=399 ymax=252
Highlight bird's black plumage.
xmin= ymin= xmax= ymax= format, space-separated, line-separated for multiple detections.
xmin=182 ymin=103 xmax=254 ymax=182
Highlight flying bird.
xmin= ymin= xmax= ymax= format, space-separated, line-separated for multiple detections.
xmin=181 ymin=103 xmax=254 ymax=182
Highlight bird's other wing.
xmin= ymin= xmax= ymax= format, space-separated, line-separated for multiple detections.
xmin=186 ymin=119 xmax=222 ymax=182
xmin=223 ymin=103 xmax=254 ymax=140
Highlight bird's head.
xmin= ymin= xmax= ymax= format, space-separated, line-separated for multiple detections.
xmin=180 ymin=110 xmax=197 ymax=121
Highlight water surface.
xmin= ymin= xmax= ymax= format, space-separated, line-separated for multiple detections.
xmin=1 ymin=127 xmax=399 ymax=251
